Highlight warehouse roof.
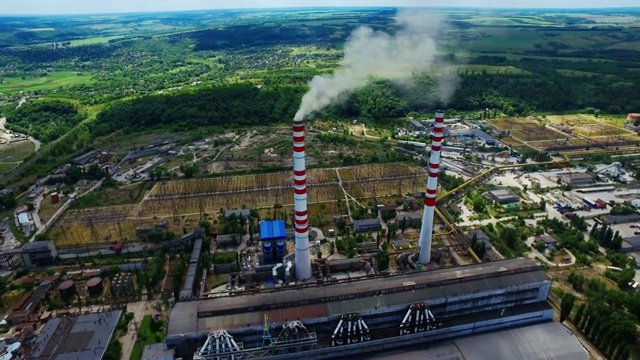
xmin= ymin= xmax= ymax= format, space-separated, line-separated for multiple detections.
xmin=369 ymin=321 xmax=587 ymax=360
xmin=487 ymin=189 xmax=520 ymax=203
xmin=563 ymin=172 xmax=596 ymax=180
xmin=26 ymin=310 xmax=122 ymax=360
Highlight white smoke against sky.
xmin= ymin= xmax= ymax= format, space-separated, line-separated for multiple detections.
xmin=294 ymin=10 xmax=453 ymax=121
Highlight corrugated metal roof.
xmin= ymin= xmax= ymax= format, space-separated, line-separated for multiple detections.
xmin=259 ymin=220 xmax=286 ymax=241
xmin=369 ymin=321 xmax=588 ymax=360
xmin=28 ymin=310 xmax=122 ymax=360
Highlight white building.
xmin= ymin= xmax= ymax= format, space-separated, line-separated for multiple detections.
xmin=16 ymin=212 xmax=34 ymax=236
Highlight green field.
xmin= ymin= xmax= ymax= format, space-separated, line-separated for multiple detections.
xmin=457 ymin=64 xmax=529 ymax=75
xmin=0 ymin=141 xmax=34 ymax=163
xmin=130 ymin=315 xmax=166 ymax=360
xmin=68 ymin=35 xmax=126 ymax=46
xmin=0 ymin=163 xmax=18 ymax=175
xmin=0 ymin=71 xmax=95 ymax=93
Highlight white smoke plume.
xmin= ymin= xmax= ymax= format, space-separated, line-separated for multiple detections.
xmin=294 ymin=11 xmax=452 ymax=121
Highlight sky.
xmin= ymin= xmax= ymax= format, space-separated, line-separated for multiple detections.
xmin=1 ymin=0 xmax=639 ymax=15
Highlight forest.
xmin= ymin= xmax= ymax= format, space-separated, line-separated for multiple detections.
xmin=6 ymin=100 xmax=83 ymax=143
xmin=89 ymin=68 xmax=640 ymax=134
xmin=92 ymin=84 xmax=305 ymax=136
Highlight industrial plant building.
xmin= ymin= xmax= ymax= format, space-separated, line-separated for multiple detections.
xmin=25 ymin=310 xmax=122 ymax=360
xmin=179 ymin=237 xmax=204 ymax=300
xmin=468 ymin=229 xmax=492 ymax=250
xmin=560 ymin=172 xmax=597 ymax=187
xmin=20 ymin=241 xmax=57 ymax=268
xmin=408 ymin=120 xmax=426 ymax=133
xmin=224 ymin=209 xmax=250 ymax=220
xmin=352 ymin=219 xmax=380 ymax=233
xmin=447 ymin=129 xmax=498 ymax=146
xmin=260 ymin=220 xmax=287 ymax=264
xmin=485 ymin=188 xmax=520 ymax=204
xmin=8 ymin=282 xmax=52 ymax=325
xmin=166 ymin=258 xmax=557 ymax=359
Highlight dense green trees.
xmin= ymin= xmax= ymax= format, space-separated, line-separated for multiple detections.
xmin=6 ymin=100 xmax=82 ymax=143
xmin=92 ymin=84 xmax=304 ymax=136
xmin=571 ymin=278 xmax=639 ymax=360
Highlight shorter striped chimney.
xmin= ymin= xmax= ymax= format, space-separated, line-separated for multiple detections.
xmin=418 ymin=110 xmax=445 ymax=264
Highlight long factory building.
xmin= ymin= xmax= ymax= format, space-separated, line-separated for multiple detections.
xmin=165 ymin=258 xmax=574 ymax=359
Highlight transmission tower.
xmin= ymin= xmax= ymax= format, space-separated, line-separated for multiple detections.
xmin=199 ymin=196 xmax=206 ymax=221
xmin=88 ymin=217 xmax=100 ymax=243
xmin=171 ymin=197 xmax=180 ymax=225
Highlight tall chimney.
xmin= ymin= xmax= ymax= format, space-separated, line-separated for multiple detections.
xmin=418 ymin=110 xmax=445 ymax=264
xmin=292 ymin=121 xmax=312 ymax=280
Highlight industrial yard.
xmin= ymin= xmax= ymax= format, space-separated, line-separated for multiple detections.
xmin=3 ymin=111 xmax=640 ymax=360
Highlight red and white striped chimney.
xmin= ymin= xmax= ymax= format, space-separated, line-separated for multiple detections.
xmin=293 ymin=121 xmax=312 ymax=280
xmin=418 ymin=110 xmax=445 ymax=264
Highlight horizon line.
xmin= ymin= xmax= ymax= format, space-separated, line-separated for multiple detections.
xmin=1 ymin=5 xmax=640 ymax=17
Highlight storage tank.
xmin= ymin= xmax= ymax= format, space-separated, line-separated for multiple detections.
xmin=87 ymin=277 xmax=103 ymax=296
xmin=263 ymin=241 xmax=272 ymax=253
xmin=276 ymin=240 xmax=285 ymax=253
xmin=50 ymin=192 xmax=60 ymax=203
xmin=58 ymin=280 xmax=76 ymax=302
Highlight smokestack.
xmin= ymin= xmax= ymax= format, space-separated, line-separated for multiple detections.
xmin=418 ymin=110 xmax=445 ymax=264
xmin=293 ymin=121 xmax=312 ymax=280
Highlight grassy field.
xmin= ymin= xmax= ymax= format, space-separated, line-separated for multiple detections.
xmin=457 ymin=29 xmax=543 ymax=51
xmin=130 ymin=315 xmax=166 ymax=360
xmin=0 ymin=71 xmax=95 ymax=93
xmin=0 ymin=162 xmax=18 ymax=174
xmin=0 ymin=141 xmax=35 ymax=162
xmin=457 ymin=64 xmax=529 ymax=75
xmin=68 ymin=35 xmax=126 ymax=46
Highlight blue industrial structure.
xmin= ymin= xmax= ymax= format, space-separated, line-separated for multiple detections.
xmin=260 ymin=220 xmax=287 ymax=264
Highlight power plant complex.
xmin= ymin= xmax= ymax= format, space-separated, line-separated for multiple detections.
xmin=165 ymin=111 xmax=588 ymax=360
